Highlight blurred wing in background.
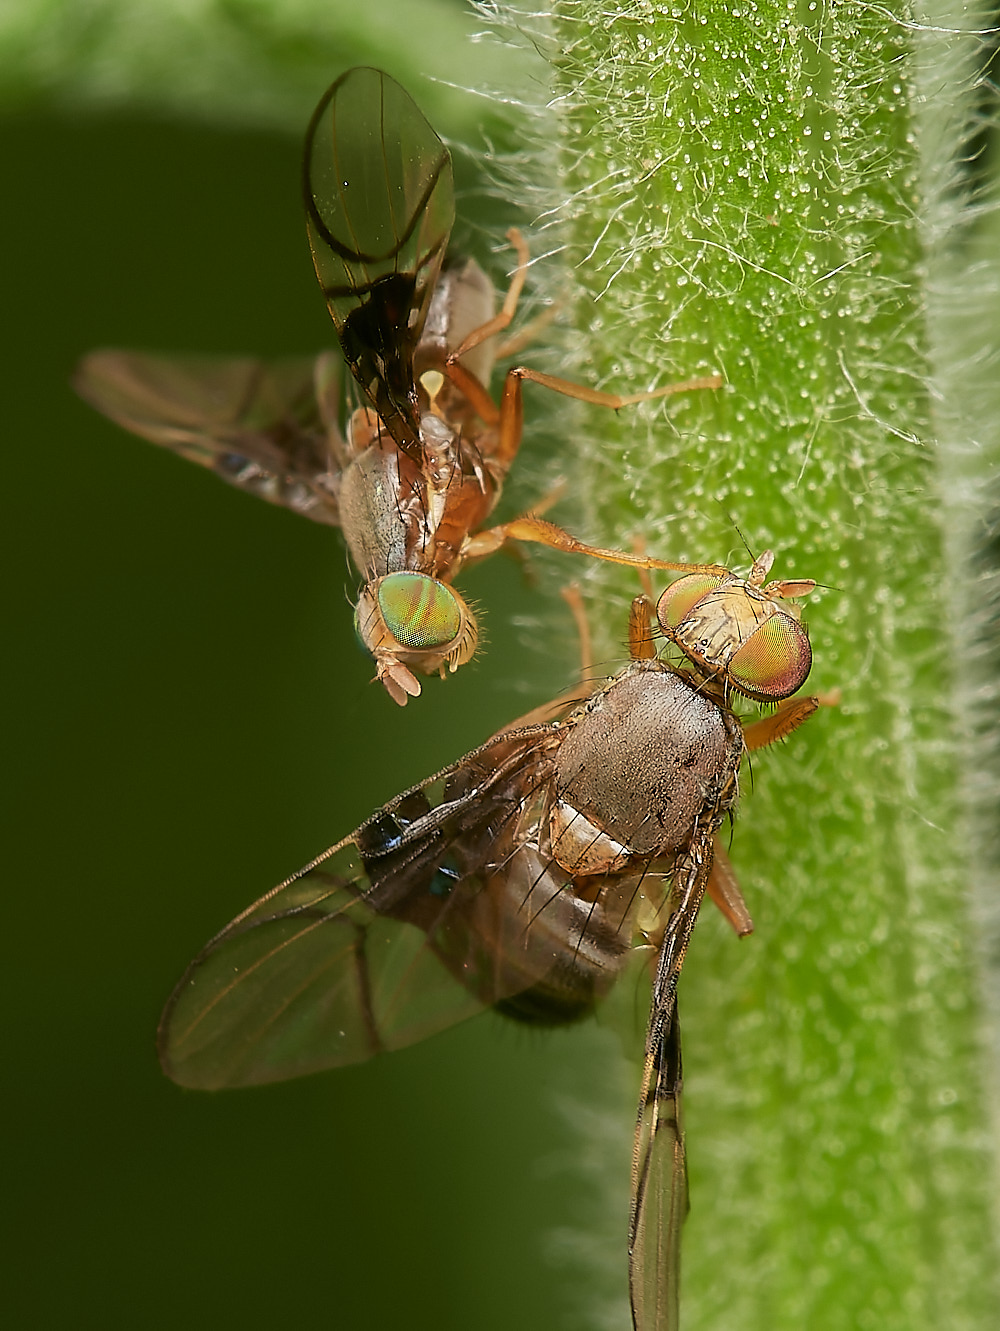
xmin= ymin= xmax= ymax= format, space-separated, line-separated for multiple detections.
xmin=74 ymin=350 xmax=344 ymax=524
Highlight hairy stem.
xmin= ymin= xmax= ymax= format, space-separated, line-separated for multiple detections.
xmin=536 ymin=1 xmax=999 ymax=1326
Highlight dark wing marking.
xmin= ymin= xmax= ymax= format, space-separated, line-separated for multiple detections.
xmin=74 ymin=350 xmax=343 ymax=525
xmin=303 ymin=67 xmax=454 ymax=460
xmin=157 ymin=725 xmax=573 ymax=1091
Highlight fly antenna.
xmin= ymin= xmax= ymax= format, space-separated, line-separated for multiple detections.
xmin=713 ymin=500 xmax=755 ymax=563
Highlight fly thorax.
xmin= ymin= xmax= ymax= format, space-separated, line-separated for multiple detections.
xmin=552 ymin=667 xmax=740 ymax=862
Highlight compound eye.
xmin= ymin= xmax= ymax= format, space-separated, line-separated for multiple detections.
xmin=729 ymin=613 xmax=812 ymax=700
xmin=656 ymin=573 xmax=723 ymax=631
xmin=375 ymin=572 xmax=462 ymax=649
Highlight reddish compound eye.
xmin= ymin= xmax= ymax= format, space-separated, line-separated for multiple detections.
xmin=728 ymin=613 xmax=812 ymax=701
xmin=656 ymin=574 xmax=723 ymax=631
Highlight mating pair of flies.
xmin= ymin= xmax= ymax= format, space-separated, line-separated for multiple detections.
xmin=76 ymin=67 xmax=826 ymax=1331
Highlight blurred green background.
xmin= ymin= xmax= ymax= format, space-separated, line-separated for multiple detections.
xmin=12 ymin=4 xmax=999 ymax=1327
xmin=3 ymin=8 xmax=639 ymax=1328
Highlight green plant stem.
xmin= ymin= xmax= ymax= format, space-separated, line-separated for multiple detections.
xmin=543 ymin=1 xmax=998 ymax=1327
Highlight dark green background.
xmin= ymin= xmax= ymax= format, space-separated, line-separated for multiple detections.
xmin=4 ymin=111 xmax=627 ymax=1328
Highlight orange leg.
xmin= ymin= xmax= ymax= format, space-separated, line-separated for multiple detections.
xmin=440 ymin=227 xmax=532 ymax=429
xmin=461 ymin=512 xmax=727 ymax=577
xmin=494 ymin=299 xmax=561 ymax=359
xmin=492 ymin=363 xmax=722 ymax=472
xmin=741 ymin=693 xmax=831 ymax=752
xmin=742 ymin=696 xmax=819 ymax=752
xmin=561 ymin=584 xmax=594 ymax=680
xmin=630 ymin=536 xmax=656 ymax=602
xmin=446 ymin=229 xmax=724 ymax=470
xmin=508 ymin=364 xmax=723 ymax=411
xmin=494 ymin=366 xmax=525 ymax=467
xmin=443 ymin=357 xmax=499 ymax=426
xmin=706 ymin=844 xmax=754 ymax=937
xmin=449 ymin=227 xmax=531 ymax=362
xmin=628 ymin=596 xmax=658 ymax=661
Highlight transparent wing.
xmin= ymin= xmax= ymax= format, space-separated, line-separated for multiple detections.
xmin=74 ymin=350 xmax=343 ymax=525
xmin=629 ymin=842 xmax=716 ymax=1331
xmin=157 ymin=830 xmax=486 ymax=1091
xmin=630 ymin=1015 xmax=688 ymax=1331
xmin=158 ymin=727 xmax=582 ymax=1091
xmin=303 ymin=67 xmax=454 ymax=458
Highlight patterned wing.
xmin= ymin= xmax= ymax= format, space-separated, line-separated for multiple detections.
xmin=74 ymin=350 xmax=343 ymax=524
xmin=303 ymin=67 xmax=454 ymax=459
xmin=157 ymin=726 xmax=577 ymax=1091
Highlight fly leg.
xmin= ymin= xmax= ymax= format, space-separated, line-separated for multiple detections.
xmin=709 ymin=689 xmax=838 ymax=934
xmin=461 ymin=513 xmax=728 ymax=575
xmin=450 ymin=227 xmax=532 ymax=360
xmin=448 ymin=229 xmax=723 ymax=469
xmin=627 ymin=595 xmax=658 ymax=661
xmin=488 ymin=361 xmax=722 ymax=474
xmin=741 ymin=688 xmax=839 ymax=753
xmin=493 ymin=300 xmax=560 ymax=359
xmin=460 ymin=467 xmax=725 ymax=574
xmin=499 ymin=584 xmax=601 ymax=729
xmin=561 ymin=583 xmax=594 ymax=681
xmin=631 ymin=537 xmax=655 ymax=604
xmin=441 ymin=227 xmax=531 ymax=427
xmin=706 ymin=843 xmax=754 ymax=937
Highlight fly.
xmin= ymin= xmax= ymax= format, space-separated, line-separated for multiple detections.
xmin=74 ymin=67 xmax=723 ymax=704
xmin=158 ymin=552 xmax=827 ymax=1330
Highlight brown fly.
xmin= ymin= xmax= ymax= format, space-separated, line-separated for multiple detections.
xmin=158 ymin=553 xmax=825 ymax=1329
xmin=74 ymin=67 xmax=723 ymax=704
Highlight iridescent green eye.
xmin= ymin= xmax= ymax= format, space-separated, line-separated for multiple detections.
xmin=656 ymin=574 xmax=723 ymax=630
xmin=376 ymin=572 xmax=462 ymax=649
xmin=729 ymin=613 xmax=812 ymax=700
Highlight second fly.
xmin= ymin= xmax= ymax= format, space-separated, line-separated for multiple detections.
xmin=76 ymin=67 xmax=723 ymax=703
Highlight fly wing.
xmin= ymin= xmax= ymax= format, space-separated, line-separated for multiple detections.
xmin=157 ymin=825 xmax=486 ymax=1091
xmin=629 ymin=841 xmax=716 ymax=1331
xmin=303 ymin=67 xmax=454 ymax=460
xmin=74 ymin=350 xmax=343 ymax=525
xmin=629 ymin=1013 xmax=688 ymax=1331
xmin=158 ymin=726 xmax=567 ymax=1091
